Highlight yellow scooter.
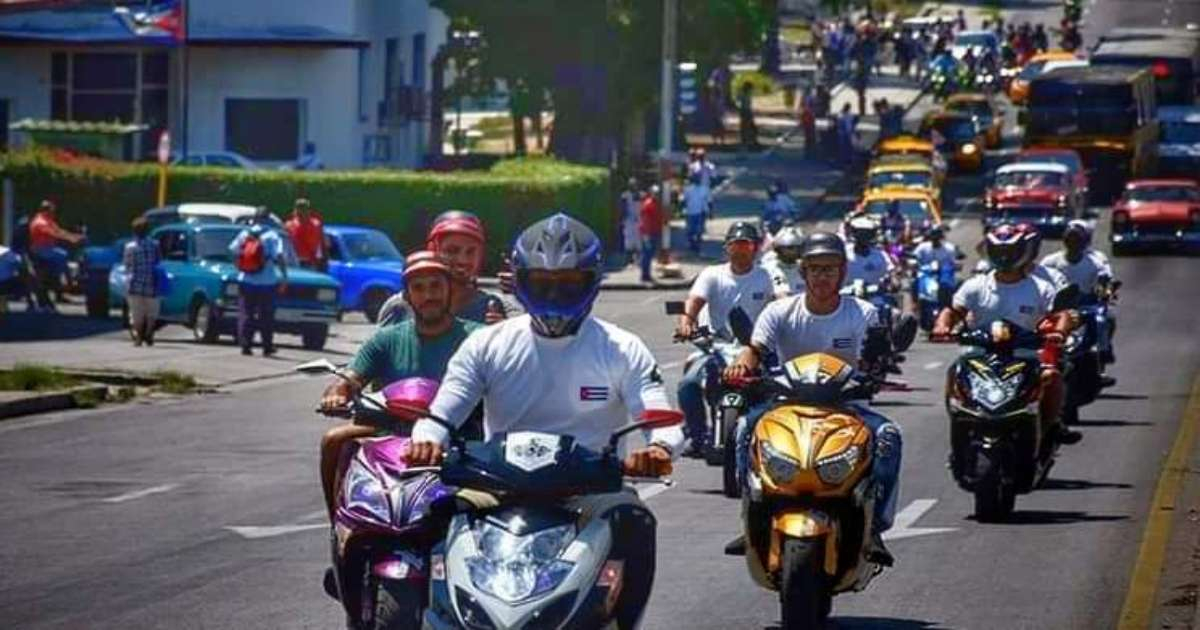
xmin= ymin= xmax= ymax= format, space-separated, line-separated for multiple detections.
xmin=737 ymin=353 xmax=885 ymax=629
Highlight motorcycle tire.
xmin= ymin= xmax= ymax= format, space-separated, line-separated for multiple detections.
xmin=919 ymin=302 xmax=937 ymax=332
xmin=722 ymin=409 xmax=741 ymax=499
xmin=973 ymin=450 xmax=1015 ymax=522
xmin=893 ymin=312 xmax=919 ymax=353
xmin=372 ymin=578 xmax=422 ymax=630
xmin=780 ymin=538 xmax=831 ymax=629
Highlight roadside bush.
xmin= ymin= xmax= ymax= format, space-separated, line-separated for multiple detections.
xmin=0 ymin=150 xmax=612 ymax=272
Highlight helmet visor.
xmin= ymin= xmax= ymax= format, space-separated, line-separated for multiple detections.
xmin=518 ymin=269 xmax=598 ymax=310
xmin=985 ymin=240 xmax=1025 ymax=272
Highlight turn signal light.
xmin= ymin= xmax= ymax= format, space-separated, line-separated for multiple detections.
xmin=1112 ymin=210 xmax=1130 ymax=230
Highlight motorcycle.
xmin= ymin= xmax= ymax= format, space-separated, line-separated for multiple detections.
xmin=298 ymin=359 xmax=450 ymax=630
xmin=1060 ymin=280 xmax=1120 ymax=423
xmin=732 ymin=353 xmax=886 ymax=628
xmin=843 ymin=279 xmax=918 ymax=359
xmin=421 ymin=410 xmax=682 ymax=629
xmin=666 ymin=301 xmax=751 ymax=498
xmin=939 ymin=321 xmax=1061 ymax=521
xmin=913 ymin=260 xmax=957 ymax=332
xmin=929 ymin=68 xmax=955 ymax=101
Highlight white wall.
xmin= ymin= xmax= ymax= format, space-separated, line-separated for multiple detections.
xmin=182 ymin=47 xmax=360 ymax=168
xmin=0 ymin=49 xmax=50 ymax=147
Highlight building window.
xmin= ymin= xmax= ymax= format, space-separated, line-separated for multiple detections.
xmin=225 ymin=98 xmax=302 ymax=161
xmin=48 ymin=50 xmax=169 ymax=158
xmin=412 ymin=33 xmax=426 ymax=90
xmin=384 ymin=38 xmax=401 ymax=95
xmin=357 ymin=48 xmax=368 ymax=122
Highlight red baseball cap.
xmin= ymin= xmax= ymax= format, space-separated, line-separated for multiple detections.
xmin=403 ymin=250 xmax=452 ymax=281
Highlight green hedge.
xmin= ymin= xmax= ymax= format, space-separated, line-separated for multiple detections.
xmin=0 ymin=152 xmax=612 ymax=272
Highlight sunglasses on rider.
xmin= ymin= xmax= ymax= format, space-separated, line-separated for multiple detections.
xmin=519 ymin=269 xmax=596 ymax=308
xmin=726 ymin=240 xmax=757 ymax=253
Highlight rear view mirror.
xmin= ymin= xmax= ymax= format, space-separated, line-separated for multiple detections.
xmin=664 ymin=301 xmax=685 ymax=316
xmin=296 ymin=358 xmax=339 ymax=374
xmin=728 ymin=307 xmax=754 ymax=346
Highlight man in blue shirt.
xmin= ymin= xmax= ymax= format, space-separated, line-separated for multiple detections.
xmin=228 ymin=207 xmax=288 ymax=356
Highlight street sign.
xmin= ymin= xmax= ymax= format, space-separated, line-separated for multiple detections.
xmin=677 ymin=61 xmax=698 ymax=116
xmin=157 ymin=131 xmax=171 ymax=165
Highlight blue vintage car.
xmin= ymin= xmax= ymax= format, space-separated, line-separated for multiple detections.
xmin=324 ymin=224 xmax=405 ymax=322
xmin=108 ymin=222 xmax=340 ymax=350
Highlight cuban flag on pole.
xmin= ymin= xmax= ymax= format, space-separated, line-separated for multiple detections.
xmin=113 ymin=0 xmax=185 ymax=44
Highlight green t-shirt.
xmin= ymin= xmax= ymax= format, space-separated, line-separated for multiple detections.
xmin=348 ymin=317 xmax=481 ymax=388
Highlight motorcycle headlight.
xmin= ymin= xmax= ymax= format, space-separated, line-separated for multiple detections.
xmin=1064 ymin=328 xmax=1085 ymax=354
xmin=816 ymin=445 xmax=862 ymax=485
xmin=222 ymin=282 xmax=239 ymax=299
xmin=317 ymin=287 xmax=337 ymax=303
xmin=967 ymin=371 xmax=1024 ymax=411
xmin=961 ymin=143 xmax=978 ymax=156
xmin=466 ymin=522 xmax=575 ymax=603
xmin=759 ymin=441 xmax=800 ymax=485
xmin=342 ymin=464 xmax=390 ymax=523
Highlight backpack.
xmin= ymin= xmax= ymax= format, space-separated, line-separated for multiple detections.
xmin=236 ymin=232 xmax=266 ymax=273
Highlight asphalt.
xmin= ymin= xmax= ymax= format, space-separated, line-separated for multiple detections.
xmin=3 ymin=2 xmax=1200 ymax=628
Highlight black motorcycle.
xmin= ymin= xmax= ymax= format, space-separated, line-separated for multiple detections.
xmin=1061 ymin=280 xmax=1120 ymax=423
xmin=944 ymin=322 xmax=1060 ymax=522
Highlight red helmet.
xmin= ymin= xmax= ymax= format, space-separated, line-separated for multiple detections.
xmin=402 ymin=250 xmax=452 ymax=282
xmin=426 ymin=215 xmax=485 ymax=251
xmin=1013 ymin=222 xmax=1044 ymax=267
xmin=984 ymin=223 xmax=1034 ymax=273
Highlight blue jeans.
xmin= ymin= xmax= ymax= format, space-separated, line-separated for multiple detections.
xmin=685 ymin=214 xmax=705 ymax=252
xmin=737 ymin=401 xmax=901 ymax=533
xmin=639 ymin=236 xmax=658 ymax=282
xmin=676 ymin=354 xmax=723 ymax=446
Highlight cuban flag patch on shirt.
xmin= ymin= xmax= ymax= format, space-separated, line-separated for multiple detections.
xmin=832 ymin=337 xmax=854 ymax=349
xmin=580 ymin=386 xmax=610 ymax=401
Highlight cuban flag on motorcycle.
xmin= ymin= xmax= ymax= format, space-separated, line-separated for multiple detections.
xmin=113 ymin=0 xmax=185 ymax=44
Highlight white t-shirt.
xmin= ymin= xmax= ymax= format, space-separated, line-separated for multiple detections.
xmin=689 ymin=263 xmax=774 ymax=338
xmin=415 ymin=316 xmax=684 ymax=454
xmin=845 ymin=246 xmax=894 ymax=286
xmin=1041 ymin=250 xmax=1112 ymax=295
xmin=913 ymin=241 xmax=958 ymax=268
xmin=1031 ymin=264 xmax=1069 ymax=292
xmin=683 ymin=184 xmax=711 ymax=216
xmin=689 ymin=160 xmax=716 ymax=188
xmin=952 ymin=271 xmax=1057 ymax=331
xmin=752 ymin=295 xmax=879 ymax=365
xmin=761 ymin=256 xmax=806 ymax=297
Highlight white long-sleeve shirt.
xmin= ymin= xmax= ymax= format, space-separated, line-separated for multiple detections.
xmin=414 ymin=315 xmax=685 ymax=455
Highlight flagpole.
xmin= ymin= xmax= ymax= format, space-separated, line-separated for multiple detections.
xmin=180 ymin=0 xmax=189 ymax=159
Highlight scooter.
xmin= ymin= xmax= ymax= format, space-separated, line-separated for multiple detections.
xmin=297 ymin=359 xmax=450 ymax=630
xmin=913 ymin=260 xmax=956 ymax=332
xmin=666 ymin=301 xmax=750 ymax=498
xmin=733 ymin=353 xmax=886 ymax=628
xmin=842 ymin=279 xmax=918 ymax=359
xmin=1060 ymin=280 xmax=1120 ymax=423
xmin=938 ymin=321 xmax=1061 ymax=522
xmin=421 ymin=409 xmax=682 ymax=629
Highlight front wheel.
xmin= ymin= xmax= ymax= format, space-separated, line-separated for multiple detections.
xmin=721 ymin=408 xmax=741 ymax=499
xmin=973 ymin=450 xmax=1015 ymax=522
xmin=919 ymin=301 xmax=937 ymax=332
xmin=780 ymin=538 xmax=831 ymax=630
xmin=190 ymin=299 xmax=219 ymax=344
xmin=372 ymin=578 xmax=422 ymax=630
xmin=302 ymin=324 xmax=329 ymax=351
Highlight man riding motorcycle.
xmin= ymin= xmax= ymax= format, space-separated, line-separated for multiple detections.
xmin=845 ymin=217 xmax=897 ymax=288
xmin=676 ymin=221 xmax=774 ymax=457
xmin=316 ymin=251 xmax=481 ymax=520
xmin=407 ymin=213 xmax=684 ymax=628
xmin=762 ymin=182 xmax=798 ymax=237
xmin=1042 ymin=219 xmax=1118 ymax=377
xmin=933 ymin=223 xmax=1082 ymax=445
xmin=909 ymin=224 xmax=960 ymax=314
xmin=760 ymin=225 xmax=806 ymax=298
xmin=724 ymin=231 xmax=902 ymax=566
xmin=377 ymin=210 xmax=512 ymax=327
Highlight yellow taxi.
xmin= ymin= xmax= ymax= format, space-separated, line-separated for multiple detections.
xmin=865 ymin=158 xmax=942 ymax=201
xmin=919 ymin=111 xmax=986 ymax=173
xmin=943 ymin=93 xmax=1005 ymax=148
xmin=854 ymin=188 xmax=944 ymax=233
xmin=1008 ymin=50 xmax=1081 ymax=105
xmin=874 ymin=134 xmax=948 ymax=183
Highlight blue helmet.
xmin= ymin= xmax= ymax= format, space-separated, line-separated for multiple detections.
xmin=511 ymin=213 xmax=604 ymax=337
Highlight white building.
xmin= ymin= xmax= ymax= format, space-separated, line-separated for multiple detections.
xmin=0 ymin=0 xmax=448 ymax=169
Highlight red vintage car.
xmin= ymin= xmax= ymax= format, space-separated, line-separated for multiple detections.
xmin=1110 ymin=179 xmax=1200 ymax=255
xmin=983 ymin=162 xmax=1080 ymax=236
xmin=1015 ymin=147 xmax=1089 ymax=208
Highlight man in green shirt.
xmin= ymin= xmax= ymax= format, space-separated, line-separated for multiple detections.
xmin=317 ymin=250 xmax=480 ymax=519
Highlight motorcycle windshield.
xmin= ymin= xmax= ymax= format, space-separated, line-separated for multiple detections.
xmin=440 ymin=432 xmax=623 ymax=498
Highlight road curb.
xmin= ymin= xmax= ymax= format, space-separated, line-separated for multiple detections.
xmin=0 ymin=384 xmax=109 ymax=420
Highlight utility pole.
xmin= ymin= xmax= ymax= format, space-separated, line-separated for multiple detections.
xmin=658 ymin=0 xmax=677 ymax=261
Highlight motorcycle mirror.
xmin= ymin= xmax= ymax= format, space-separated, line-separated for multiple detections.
xmin=1052 ymin=284 xmax=1082 ymax=311
xmin=295 ymin=358 xmax=339 ymax=375
xmin=664 ymin=300 xmax=686 ymax=316
xmin=728 ymin=307 xmax=754 ymax=346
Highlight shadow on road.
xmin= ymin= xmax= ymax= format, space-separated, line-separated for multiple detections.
xmin=969 ymin=510 xmax=1128 ymax=525
xmin=1074 ymin=418 xmax=1153 ymax=427
xmin=871 ymin=400 xmax=936 ymax=408
xmin=826 ymin=617 xmax=948 ymax=629
xmin=1040 ymin=478 xmax=1134 ymax=491
xmin=1097 ymin=393 xmax=1151 ymax=401
xmin=0 ymin=311 xmax=123 ymax=342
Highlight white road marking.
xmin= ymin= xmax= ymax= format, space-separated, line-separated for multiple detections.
xmin=883 ymin=498 xmax=958 ymax=541
xmin=661 ymin=360 xmax=683 ymax=371
xmin=635 ymin=481 xmax=674 ymax=501
xmin=948 ymin=218 xmax=961 ymax=229
xmin=101 ymin=483 xmax=179 ymax=504
xmin=923 ymin=361 xmax=945 ymax=370
xmin=225 ymin=524 xmax=327 ymax=539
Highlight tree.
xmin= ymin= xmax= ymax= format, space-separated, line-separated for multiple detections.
xmin=432 ymin=0 xmax=769 ymax=164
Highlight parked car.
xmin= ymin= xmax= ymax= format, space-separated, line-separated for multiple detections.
xmin=943 ymin=93 xmax=1005 ymax=148
xmin=983 ymin=162 xmax=1080 ymax=235
xmin=324 ymin=225 xmax=406 ymax=323
xmin=1015 ymin=147 xmax=1090 ymax=209
xmin=108 ymin=222 xmax=339 ymax=349
xmin=1111 ymin=179 xmax=1200 ymax=255
xmin=82 ymin=203 xmax=279 ymax=318
xmin=170 ymin=151 xmax=260 ymax=170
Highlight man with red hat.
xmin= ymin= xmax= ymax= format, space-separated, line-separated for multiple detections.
xmin=283 ymin=198 xmax=327 ymax=271
xmin=376 ymin=210 xmax=513 ymax=327
xmin=316 ymin=250 xmax=481 ymax=519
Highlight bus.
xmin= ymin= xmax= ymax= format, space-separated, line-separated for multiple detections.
xmin=1091 ymin=36 xmax=1200 ymax=106
xmin=1025 ymin=65 xmax=1158 ymax=197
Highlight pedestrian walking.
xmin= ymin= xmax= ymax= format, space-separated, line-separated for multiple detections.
xmin=284 ymin=198 xmax=327 ymax=271
xmin=682 ymin=174 xmax=710 ymax=254
xmin=228 ymin=207 xmax=288 ymax=356
xmin=638 ymin=185 xmax=664 ymax=283
xmin=738 ymin=82 xmax=760 ymax=152
xmin=837 ymin=103 xmax=859 ymax=166
xmin=122 ymin=217 xmax=162 ymax=347
xmin=620 ymin=177 xmax=641 ymax=263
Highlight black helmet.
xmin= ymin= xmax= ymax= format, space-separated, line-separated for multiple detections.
xmin=724 ymin=221 xmax=761 ymax=245
xmin=800 ymin=231 xmax=847 ymax=260
xmin=927 ymin=223 xmax=945 ymax=240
